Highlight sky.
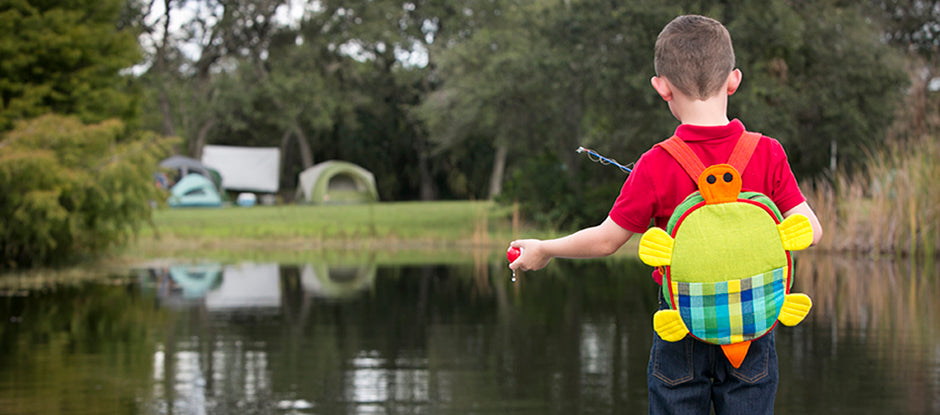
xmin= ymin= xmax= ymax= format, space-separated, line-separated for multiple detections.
xmin=133 ymin=0 xmax=427 ymax=75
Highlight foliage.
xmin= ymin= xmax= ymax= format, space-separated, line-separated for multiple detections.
xmin=130 ymin=0 xmax=915 ymax=231
xmin=0 ymin=0 xmax=141 ymax=131
xmin=0 ymin=115 xmax=172 ymax=268
xmin=869 ymin=0 xmax=940 ymax=60
xmin=422 ymin=0 xmax=908 ymax=229
xmin=728 ymin=0 xmax=909 ymax=176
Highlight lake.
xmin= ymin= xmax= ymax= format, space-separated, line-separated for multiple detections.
xmin=1 ymin=253 xmax=938 ymax=414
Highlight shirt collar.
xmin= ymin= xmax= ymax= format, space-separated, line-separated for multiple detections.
xmin=674 ymin=119 xmax=745 ymax=142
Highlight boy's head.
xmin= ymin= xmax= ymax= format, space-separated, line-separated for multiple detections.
xmin=654 ymin=15 xmax=735 ymax=100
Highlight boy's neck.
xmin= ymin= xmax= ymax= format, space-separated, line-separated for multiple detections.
xmin=673 ymin=93 xmax=731 ymax=127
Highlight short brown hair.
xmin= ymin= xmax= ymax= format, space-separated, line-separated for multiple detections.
xmin=654 ymin=15 xmax=735 ymax=100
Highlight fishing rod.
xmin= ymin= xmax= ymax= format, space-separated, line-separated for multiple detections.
xmin=576 ymin=146 xmax=633 ymax=173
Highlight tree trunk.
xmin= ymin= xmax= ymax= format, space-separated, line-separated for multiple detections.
xmin=418 ymin=149 xmax=436 ymax=200
xmin=155 ymin=0 xmax=175 ymax=137
xmin=488 ymin=142 xmax=508 ymax=199
xmin=292 ymin=123 xmax=315 ymax=169
xmin=159 ymin=88 xmax=175 ymax=137
xmin=190 ymin=118 xmax=217 ymax=160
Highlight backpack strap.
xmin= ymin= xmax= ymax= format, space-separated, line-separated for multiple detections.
xmin=657 ymin=136 xmax=705 ymax=181
xmin=656 ymin=131 xmax=762 ymax=181
xmin=728 ymin=131 xmax=761 ymax=174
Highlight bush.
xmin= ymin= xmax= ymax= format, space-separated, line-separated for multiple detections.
xmin=0 ymin=115 xmax=172 ymax=268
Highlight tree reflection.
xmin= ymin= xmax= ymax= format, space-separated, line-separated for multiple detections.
xmin=4 ymin=255 xmax=937 ymax=414
xmin=0 ymin=282 xmax=166 ymax=414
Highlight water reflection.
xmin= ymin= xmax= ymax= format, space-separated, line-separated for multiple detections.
xmin=1 ymin=256 xmax=938 ymax=414
xmin=141 ymin=262 xmax=378 ymax=308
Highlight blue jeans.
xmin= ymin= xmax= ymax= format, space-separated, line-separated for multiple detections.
xmin=647 ymin=292 xmax=779 ymax=415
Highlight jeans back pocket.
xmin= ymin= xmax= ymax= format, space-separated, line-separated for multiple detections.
xmin=650 ymin=334 xmax=694 ymax=386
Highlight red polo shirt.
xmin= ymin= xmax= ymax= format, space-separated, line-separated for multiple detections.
xmin=609 ymin=119 xmax=805 ymax=282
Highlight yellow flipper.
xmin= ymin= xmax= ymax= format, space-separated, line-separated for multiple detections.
xmin=778 ymin=293 xmax=813 ymax=326
xmin=638 ymin=227 xmax=674 ymax=267
xmin=777 ymin=214 xmax=813 ymax=251
xmin=653 ymin=309 xmax=689 ymax=342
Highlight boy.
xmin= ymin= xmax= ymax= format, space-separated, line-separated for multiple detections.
xmin=508 ymin=14 xmax=823 ymax=415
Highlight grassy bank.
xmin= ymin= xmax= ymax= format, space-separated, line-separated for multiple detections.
xmin=125 ymin=132 xmax=938 ymax=265
xmin=122 ymin=200 xmax=552 ymax=264
xmin=805 ymin=134 xmax=939 ymax=258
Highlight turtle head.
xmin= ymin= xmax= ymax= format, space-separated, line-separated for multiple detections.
xmin=697 ymin=164 xmax=742 ymax=204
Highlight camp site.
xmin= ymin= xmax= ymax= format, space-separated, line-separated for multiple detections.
xmin=1 ymin=2 xmax=938 ymax=414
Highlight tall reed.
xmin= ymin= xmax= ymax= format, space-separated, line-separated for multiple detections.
xmin=806 ymin=134 xmax=940 ymax=257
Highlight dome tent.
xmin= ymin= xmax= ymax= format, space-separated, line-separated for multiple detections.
xmin=297 ymin=161 xmax=379 ymax=205
xmin=167 ymin=174 xmax=223 ymax=207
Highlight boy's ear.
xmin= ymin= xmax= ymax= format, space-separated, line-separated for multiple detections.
xmin=651 ymin=76 xmax=673 ymax=101
xmin=726 ymin=69 xmax=743 ymax=96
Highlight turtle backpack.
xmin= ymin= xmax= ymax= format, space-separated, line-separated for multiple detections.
xmin=637 ymin=132 xmax=814 ymax=368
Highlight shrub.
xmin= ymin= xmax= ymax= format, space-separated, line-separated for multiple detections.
xmin=0 ymin=115 xmax=172 ymax=268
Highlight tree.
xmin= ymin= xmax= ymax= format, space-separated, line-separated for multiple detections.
xmin=867 ymin=0 xmax=940 ymax=137
xmin=0 ymin=0 xmax=141 ymax=131
xmin=423 ymin=0 xmax=908 ymax=229
xmin=0 ymin=115 xmax=172 ymax=268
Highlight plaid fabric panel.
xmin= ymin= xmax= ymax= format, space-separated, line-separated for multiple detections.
xmin=672 ymin=267 xmax=787 ymax=344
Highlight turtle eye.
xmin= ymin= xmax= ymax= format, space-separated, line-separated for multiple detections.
xmin=723 ymin=172 xmax=733 ymax=183
xmin=707 ymin=175 xmax=717 ymax=184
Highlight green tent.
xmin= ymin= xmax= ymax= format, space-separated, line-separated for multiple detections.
xmin=297 ymin=160 xmax=379 ymax=204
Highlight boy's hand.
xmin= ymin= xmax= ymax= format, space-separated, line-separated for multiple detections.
xmin=508 ymin=239 xmax=552 ymax=271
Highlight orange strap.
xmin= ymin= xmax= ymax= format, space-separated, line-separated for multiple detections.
xmin=657 ymin=131 xmax=761 ymax=181
xmin=728 ymin=131 xmax=761 ymax=174
xmin=657 ymin=136 xmax=706 ymax=181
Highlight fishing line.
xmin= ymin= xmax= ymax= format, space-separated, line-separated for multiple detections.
xmin=576 ymin=146 xmax=633 ymax=173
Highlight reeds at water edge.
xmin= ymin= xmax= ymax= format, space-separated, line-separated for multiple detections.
xmin=804 ymin=134 xmax=939 ymax=258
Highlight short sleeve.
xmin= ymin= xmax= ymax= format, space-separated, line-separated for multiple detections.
xmin=767 ymin=139 xmax=806 ymax=213
xmin=609 ymin=152 xmax=659 ymax=233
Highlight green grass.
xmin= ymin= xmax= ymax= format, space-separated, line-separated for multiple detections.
xmin=143 ymin=200 xmax=510 ymax=240
xmin=124 ymin=200 xmax=549 ymax=264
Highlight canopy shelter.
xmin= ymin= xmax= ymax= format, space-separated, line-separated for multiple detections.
xmin=201 ymin=145 xmax=280 ymax=193
xmin=205 ymin=263 xmax=282 ymax=310
xmin=297 ymin=160 xmax=379 ymax=205
xmin=158 ymin=155 xmax=222 ymax=188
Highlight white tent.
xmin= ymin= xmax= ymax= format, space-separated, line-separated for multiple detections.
xmin=201 ymin=145 xmax=280 ymax=193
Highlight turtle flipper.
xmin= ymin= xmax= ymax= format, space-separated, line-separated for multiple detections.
xmin=778 ymin=214 xmax=813 ymax=251
xmin=638 ymin=228 xmax=674 ymax=267
xmin=653 ymin=309 xmax=689 ymax=342
xmin=779 ymin=293 xmax=813 ymax=326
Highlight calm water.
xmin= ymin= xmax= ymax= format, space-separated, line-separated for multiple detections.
xmin=1 ymin=254 xmax=938 ymax=414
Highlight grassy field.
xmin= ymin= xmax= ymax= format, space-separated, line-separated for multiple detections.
xmin=122 ymin=200 xmax=552 ymax=265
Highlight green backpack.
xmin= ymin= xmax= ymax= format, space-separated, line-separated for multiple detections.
xmin=637 ymin=132 xmax=814 ymax=368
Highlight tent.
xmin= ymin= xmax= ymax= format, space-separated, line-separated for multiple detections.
xmin=297 ymin=160 xmax=379 ymax=204
xmin=300 ymin=263 xmax=377 ymax=299
xmin=201 ymin=145 xmax=280 ymax=193
xmin=167 ymin=174 xmax=223 ymax=207
xmin=168 ymin=264 xmax=223 ymax=299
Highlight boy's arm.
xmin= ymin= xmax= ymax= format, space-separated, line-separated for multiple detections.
xmin=783 ymin=201 xmax=823 ymax=246
xmin=508 ymin=216 xmax=634 ymax=271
